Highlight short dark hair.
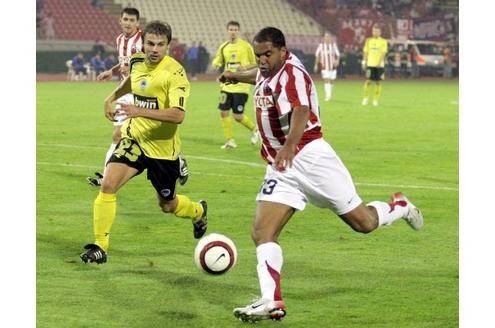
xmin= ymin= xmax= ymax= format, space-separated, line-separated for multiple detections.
xmin=121 ymin=7 xmax=140 ymax=20
xmin=253 ymin=27 xmax=286 ymax=48
xmin=142 ymin=21 xmax=172 ymax=43
xmin=227 ymin=21 xmax=240 ymax=29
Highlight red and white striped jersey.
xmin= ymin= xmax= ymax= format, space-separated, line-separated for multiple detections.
xmin=254 ymin=52 xmax=322 ymax=165
xmin=315 ymin=42 xmax=340 ymax=71
xmin=116 ymin=30 xmax=143 ymax=79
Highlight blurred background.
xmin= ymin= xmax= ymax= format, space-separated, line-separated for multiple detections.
xmin=36 ymin=0 xmax=458 ymax=80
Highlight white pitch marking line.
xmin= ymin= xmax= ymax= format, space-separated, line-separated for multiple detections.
xmin=37 ymin=143 xmax=265 ymax=168
xmin=37 ymin=160 xmax=458 ymax=192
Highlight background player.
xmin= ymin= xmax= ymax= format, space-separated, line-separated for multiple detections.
xmin=86 ymin=9 xmax=189 ymax=186
xmin=313 ymin=32 xmax=340 ymax=101
xmin=80 ymin=21 xmax=207 ymax=265
xmin=211 ymin=21 xmax=258 ymax=149
xmin=86 ymin=7 xmax=142 ymax=186
xmin=361 ymin=24 xmax=388 ymax=106
xmin=219 ymin=26 xmax=423 ymax=322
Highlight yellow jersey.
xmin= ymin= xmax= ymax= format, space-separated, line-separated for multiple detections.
xmin=121 ymin=53 xmax=190 ymax=160
xmin=212 ymin=38 xmax=256 ymax=94
xmin=363 ymin=37 xmax=388 ymax=68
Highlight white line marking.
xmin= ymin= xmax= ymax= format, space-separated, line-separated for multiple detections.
xmin=354 ymin=182 xmax=457 ymax=191
xmin=37 ymin=143 xmax=265 ymax=168
xmin=36 ymin=161 xmax=458 ymax=192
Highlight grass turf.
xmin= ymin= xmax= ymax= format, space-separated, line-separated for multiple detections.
xmin=37 ymin=79 xmax=458 ymax=327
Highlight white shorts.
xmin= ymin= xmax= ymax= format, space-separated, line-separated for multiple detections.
xmin=256 ymin=138 xmax=362 ymax=215
xmin=321 ymin=69 xmax=337 ymax=80
xmin=114 ymin=93 xmax=134 ymax=126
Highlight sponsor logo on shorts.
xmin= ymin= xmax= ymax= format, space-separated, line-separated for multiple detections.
xmin=160 ymin=189 xmax=171 ymax=198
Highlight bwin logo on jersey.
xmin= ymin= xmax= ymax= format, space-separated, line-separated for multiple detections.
xmin=160 ymin=189 xmax=171 ymax=198
xmin=134 ymin=95 xmax=159 ymax=110
xmin=140 ymin=80 xmax=147 ymax=90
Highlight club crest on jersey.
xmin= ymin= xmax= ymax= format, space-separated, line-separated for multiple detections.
xmin=140 ymin=80 xmax=147 ymax=90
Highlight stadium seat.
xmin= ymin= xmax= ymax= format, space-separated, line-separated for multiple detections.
xmin=42 ymin=0 xmax=121 ymax=44
xmin=127 ymin=0 xmax=322 ymax=55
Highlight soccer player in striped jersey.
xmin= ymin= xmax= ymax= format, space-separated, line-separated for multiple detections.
xmin=219 ymin=27 xmax=423 ymax=322
xmin=313 ymin=32 xmax=340 ymax=101
xmin=212 ymin=21 xmax=259 ymax=149
xmin=80 ymin=21 xmax=207 ymax=265
xmin=361 ymin=24 xmax=388 ymax=106
xmin=86 ymin=7 xmax=142 ymax=187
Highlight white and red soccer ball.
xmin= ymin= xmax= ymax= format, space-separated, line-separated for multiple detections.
xmin=194 ymin=233 xmax=237 ymax=275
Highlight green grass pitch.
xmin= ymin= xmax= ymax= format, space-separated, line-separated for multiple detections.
xmin=37 ymin=79 xmax=458 ymax=327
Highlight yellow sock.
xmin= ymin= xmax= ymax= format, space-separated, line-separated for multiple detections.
xmin=93 ymin=191 xmax=116 ymax=252
xmin=240 ymin=115 xmax=256 ymax=131
xmin=363 ymin=82 xmax=370 ymax=98
xmin=374 ymin=84 xmax=382 ymax=102
xmin=221 ymin=116 xmax=234 ymax=140
xmin=174 ymin=195 xmax=203 ymax=220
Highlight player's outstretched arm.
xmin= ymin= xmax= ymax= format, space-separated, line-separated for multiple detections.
xmin=273 ymin=105 xmax=309 ymax=172
xmin=103 ymin=76 xmax=132 ymax=121
xmin=218 ymin=67 xmax=257 ymax=85
xmin=119 ymin=105 xmax=185 ymax=124
xmin=97 ymin=63 xmax=120 ymax=81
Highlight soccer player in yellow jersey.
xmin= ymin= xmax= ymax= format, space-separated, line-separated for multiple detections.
xmin=80 ymin=21 xmax=207 ymax=264
xmin=212 ymin=21 xmax=259 ymax=149
xmin=361 ymin=24 xmax=388 ymax=106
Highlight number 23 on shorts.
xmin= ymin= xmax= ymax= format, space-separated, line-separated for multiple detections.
xmin=261 ymin=179 xmax=278 ymax=195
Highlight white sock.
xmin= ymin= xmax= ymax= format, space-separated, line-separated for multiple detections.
xmin=367 ymin=200 xmax=408 ymax=226
xmin=256 ymin=242 xmax=283 ymax=301
xmin=329 ymin=84 xmax=334 ymax=98
xmin=103 ymin=143 xmax=117 ymax=176
xmin=324 ymin=83 xmax=331 ymax=99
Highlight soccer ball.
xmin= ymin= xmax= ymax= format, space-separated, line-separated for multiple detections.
xmin=194 ymin=233 xmax=237 ymax=275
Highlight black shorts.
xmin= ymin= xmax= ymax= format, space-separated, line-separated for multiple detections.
xmin=218 ymin=91 xmax=248 ymax=114
xmin=107 ymin=138 xmax=180 ymax=200
xmin=366 ymin=67 xmax=385 ymax=81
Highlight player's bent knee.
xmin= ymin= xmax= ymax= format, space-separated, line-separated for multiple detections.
xmin=159 ymin=203 xmax=173 ymax=213
xmin=159 ymin=200 xmax=175 ymax=213
xmin=340 ymin=207 xmax=378 ymax=234
xmin=100 ymin=180 xmax=118 ymax=194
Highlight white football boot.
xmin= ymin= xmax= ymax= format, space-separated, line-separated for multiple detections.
xmin=361 ymin=98 xmax=369 ymax=106
xmin=392 ymin=192 xmax=424 ymax=230
xmin=250 ymin=130 xmax=260 ymax=145
xmin=220 ymin=139 xmax=237 ymax=149
xmin=233 ymin=298 xmax=286 ymax=322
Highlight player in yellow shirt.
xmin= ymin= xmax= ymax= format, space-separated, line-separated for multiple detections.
xmin=212 ymin=21 xmax=258 ymax=149
xmin=361 ymin=24 xmax=388 ymax=106
xmin=80 ymin=21 xmax=207 ymax=264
